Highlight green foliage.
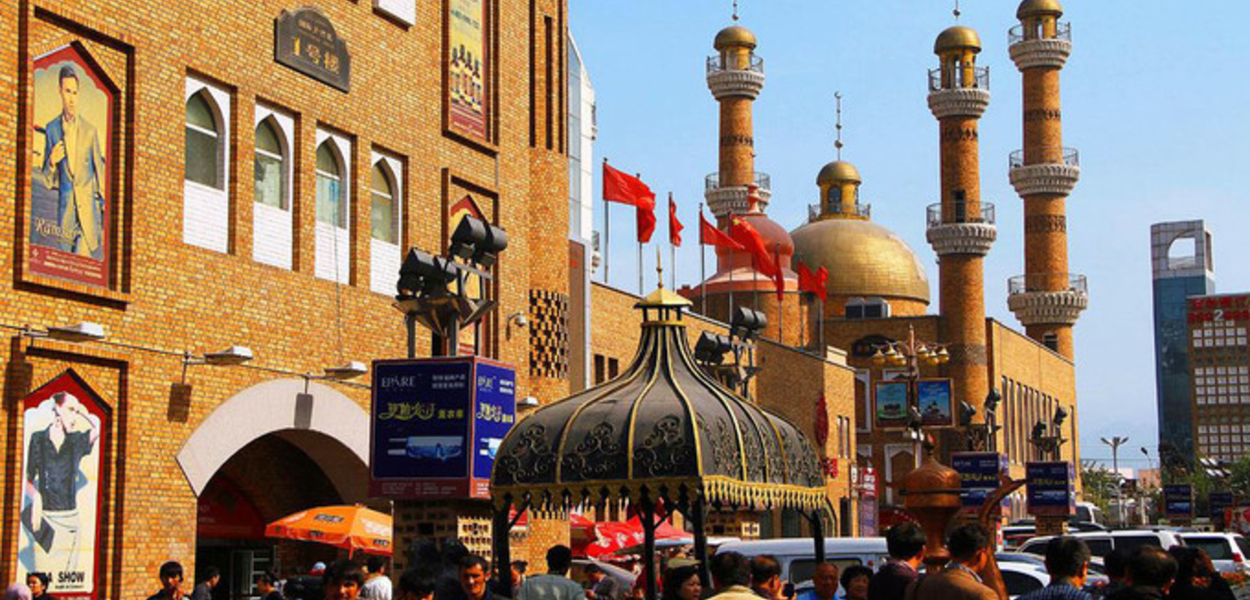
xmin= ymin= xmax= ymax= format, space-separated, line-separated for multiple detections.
xmin=1080 ymin=462 xmax=1120 ymax=515
xmin=1228 ymin=456 xmax=1250 ymax=497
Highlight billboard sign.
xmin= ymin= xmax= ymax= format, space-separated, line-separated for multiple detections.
xmin=370 ymin=357 xmax=515 ymax=499
xmin=1026 ymin=461 xmax=1075 ymax=517
xmin=1210 ymin=491 xmax=1234 ymax=524
xmin=874 ymin=381 xmax=910 ymax=429
xmin=917 ymin=379 xmax=955 ymax=428
xmin=1164 ymin=484 xmax=1194 ymax=521
xmin=953 ymin=452 xmax=1008 ymax=509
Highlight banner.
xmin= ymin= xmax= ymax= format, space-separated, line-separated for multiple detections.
xmin=29 ymin=44 xmax=114 ymax=289
xmin=1164 ymin=484 xmax=1194 ymax=521
xmin=953 ymin=452 xmax=1008 ymax=510
xmin=917 ymin=379 xmax=954 ymax=428
xmin=874 ymin=381 xmax=909 ymax=429
xmin=370 ymin=357 xmax=515 ymax=499
xmin=1026 ymin=461 xmax=1075 ymax=517
xmin=448 ymin=0 xmax=487 ymax=141
xmin=18 ymin=370 xmax=109 ymax=600
xmin=1210 ymin=491 xmax=1235 ymax=524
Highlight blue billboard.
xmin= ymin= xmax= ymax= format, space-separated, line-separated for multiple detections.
xmin=1164 ymin=484 xmax=1194 ymax=521
xmin=1026 ymin=461 xmax=1075 ymax=517
xmin=370 ymin=357 xmax=515 ymax=499
xmin=953 ymin=452 xmax=1008 ymax=510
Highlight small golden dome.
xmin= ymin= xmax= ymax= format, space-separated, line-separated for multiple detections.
xmin=790 ymin=219 xmax=930 ymax=304
xmin=714 ymin=25 xmax=758 ymax=51
xmin=816 ymin=161 xmax=862 ymax=186
xmin=1017 ymin=0 xmax=1063 ymax=19
xmin=934 ymin=25 xmax=982 ymax=54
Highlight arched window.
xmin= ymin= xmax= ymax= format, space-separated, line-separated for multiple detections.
xmin=254 ymin=119 xmax=286 ymax=209
xmin=370 ymin=163 xmax=397 ymax=243
xmin=185 ymin=91 xmax=222 ymax=189
xmin=316 ymin=142 xmax=345 ymax=228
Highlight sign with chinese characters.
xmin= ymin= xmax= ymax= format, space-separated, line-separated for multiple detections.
xmin=953 ymin=452 xmax=1008 ymax=510
xmin=874 ymin=381 xmax=909 ymax=429
xmin=370 ymin=357 xmax=515 ymax=499
xmin=275 ymin=7 xmax=351 ymax=92
xmin=1026 ymin=461 xmax=1075 ymax=517
xmin=917 ymin=379 xmax=955 ymax=428
xmin=1164 ymin=484 xmax=1194 ymax=521
xmin=1188 ymin=294 xmax=1250 ymax=324
xmin=29 ymin=43 xmax=115 ymax=289
xmin=18 ymin=370 xmax=110 ymax=600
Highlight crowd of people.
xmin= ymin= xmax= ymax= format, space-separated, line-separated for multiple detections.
xmin=1 ymin=524 xmax=1239 ymax=600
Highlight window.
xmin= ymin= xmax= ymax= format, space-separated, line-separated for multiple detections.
xmin=846 ymin=297 xmax=890 ymax=320
xmin=254 ymin=119 xmax=286 ymax=209
xmin=827 ymin=186 xmax=842 ymax=208
xmin=185 ymin=91 xmax=222 ymax=189
xmin=316 ymin=142 xmax=345 ymax=227
xmin=1043 ymin=332 xmax=1058 ymax=351
xmin=370 ymin=163 xmax=397 ymax=243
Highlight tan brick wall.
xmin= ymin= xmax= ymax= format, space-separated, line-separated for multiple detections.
xmin=1 ymin=0 xmax=568 ymax=596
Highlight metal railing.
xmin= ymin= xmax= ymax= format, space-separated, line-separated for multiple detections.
xmin=926 ymin=201 xmax=995 ymax=229
xmin=706 ymin=53 xmax=765 ymax=75
xmin=809 ymin=202 xmax=871 ymax=222
xmin=1009 ymin=147 xmax=1080 ymax=169
xmin=705 ymin=171 xmax=772 ymax=193
xmin=1009 ymin=21 xmax=1072 ymax=45
xmin=1008 ymin=273 xmax=1088 ymax=295
xmin=928 ymin=66 xmax=990 ymax=92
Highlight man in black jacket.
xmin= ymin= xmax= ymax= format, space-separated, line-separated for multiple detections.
xmin=868 ymin=523 xmax=925 ymax=600
xmin=1106 ymin=546 xmax=1177 ymax=600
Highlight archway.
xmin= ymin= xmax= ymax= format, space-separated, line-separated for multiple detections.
xmin=177 ymin=379 xmax=373 ymax=600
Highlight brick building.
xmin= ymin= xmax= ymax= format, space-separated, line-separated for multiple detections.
xmin=1187 ymin=293 xmax=1250 ymax=463
xmin=2 ymin=0 xmax=573 ymax=597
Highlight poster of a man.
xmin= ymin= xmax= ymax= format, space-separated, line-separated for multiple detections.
xmin=29 ymin=44 xmax=113 ymax=288
xmin=19 ymin=373 xmax=107 ymax=599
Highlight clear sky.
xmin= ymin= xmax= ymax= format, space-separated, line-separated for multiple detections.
xmin=570 ymin=0 xmax=1250 ymax=470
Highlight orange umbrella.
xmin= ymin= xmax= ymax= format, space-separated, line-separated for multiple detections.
xmin=266 ymin=505 xmax=393 ymax=557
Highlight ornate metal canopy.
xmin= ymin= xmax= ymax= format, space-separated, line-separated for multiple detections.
xmin=491 ymin=283 xmax=827 ymax=510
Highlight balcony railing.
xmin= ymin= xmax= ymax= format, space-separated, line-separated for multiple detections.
xmin=1009 ymin=21 xmax=1072 ymax=45
xmin=705 ymin=171 xmax=771 ymax=193
xmin=809 ymin=202 xmax=871 ymax=222
xmin=1008 ymin=273 xmax=1088 ymax=295
xmin=928 ymin=66 xmax=990 ymax=92
xmin=926 ymin=201 xmax=995 ymax=229
xmin=706 ymin=53 xmax=765 ymax=75
xmin=1009 ymin=147 xmax=1080 ymax=169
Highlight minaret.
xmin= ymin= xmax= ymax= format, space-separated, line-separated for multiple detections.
xmin=926 ymin=24 xmax=995 ymax=416
xmin=705 ymin=18 xmax=768 ymax=224
xmin=1006 ymin=0 xmax=1086 ymax=359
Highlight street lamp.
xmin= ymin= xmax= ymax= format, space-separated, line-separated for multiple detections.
xmin=870 ymin=325 xmax=949 ymax=462
xmin=1101 ymin=436 xmax=1128 ymax=528
xmin=22 ymin=321 xmax=107 ymax=343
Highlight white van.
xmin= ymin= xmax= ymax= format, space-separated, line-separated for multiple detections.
xmin=1016 ymin=530 xmax=1185 ymax=558
xmin=714 ymin=538 xmax=890 ymax=584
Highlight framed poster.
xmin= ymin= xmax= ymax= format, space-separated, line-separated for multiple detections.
xmin=1026 ymin=461 xmax=1075 ymax=517
xmin=917 ymin=379 xmax=954 ymax=428
xmin=18 ymin=370 xmax=110 ymax=600
xmin=447 ymin=0 xmax=489 ymax=142
xmin=29 ymin=43 xmax=115 ymax=289
xmin=874 ymin=381 xmax=910 ymax=429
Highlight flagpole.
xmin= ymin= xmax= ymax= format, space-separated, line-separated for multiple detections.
xmin=729 ymin=247 xmax=735 ymax=318
xmin=603 ymin=158 xmax=610 ymax=285
xmin=800 ymin=293 xmax=807 ymax=349
xmin=670 ymin=194 xmax=677 ymax=290
xmin=638 ymin=241 xmax=643 ymax=295
xmin=699 ymin=204 xmax=707 ymax=315
xmin=818 ymin=298 xmax=825 ymax=355
xmin=775 ymin=242 xmax=783 ymax=345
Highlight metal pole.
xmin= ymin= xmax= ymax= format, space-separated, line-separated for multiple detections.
xmin=700 ymin=203 xmax=707 ymax=315
xmin=642 ymin=496 xmax=658 ymax=600
xmin=729 ymin=248 xmax=736 ymax=318
xmin=818 ymin=299 xmax=825 ymax=355
xmin=604 ymin=197 xmax=610 ymax=284
xmin=639 ymin=241 xmax=644 ymax=294
xmin=406 ymin=312 xmax=417 ymax=359
xmin=492 ymin=501 xmax=513 ymax=598
xmin=811 ymin=510 xmax=826 ymax=563
xmin=690 ymin=500 xmax=711 ymax=591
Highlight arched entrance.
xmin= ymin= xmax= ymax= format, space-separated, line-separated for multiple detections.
xmin=177 ymin=379 xmax=372 ymax=600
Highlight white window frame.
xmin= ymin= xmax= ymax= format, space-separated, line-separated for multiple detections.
xmin=314 ymin=129 xmax=352 ymax=284
xmin=252 ymin=105 xmax=295 ymax=269
xmin=369 ymin=151 xmax=403 ymax=295
xmin=183 ymin=77 xmax=231 ymax=253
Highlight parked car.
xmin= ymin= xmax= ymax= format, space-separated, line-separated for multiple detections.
xmin=998 ymin=561 xmax=1049 ymax=599
xmin=1178 ymin=532 xmax=1250 ymax=573
xmin=715 ymin=537 xmax=889 ymax=584
xmin=1016 ymin=530 xmax=1185 ymax=558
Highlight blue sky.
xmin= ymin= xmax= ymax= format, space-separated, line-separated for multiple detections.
xmin=570 ymin=0 xmax=1250 ymax=470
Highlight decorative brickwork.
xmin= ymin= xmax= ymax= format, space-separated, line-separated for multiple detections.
xmin=528 ymin=289 xmax=569 ymax=380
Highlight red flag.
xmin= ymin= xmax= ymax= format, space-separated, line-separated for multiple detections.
xmin=636 ymin=206 xmax=656 ymax=243
xmin=700 ymin=212 xmax=744 ymax=250
xmin=603 ymin=163 xmax=656 ymax=209
xmin=797 ymin=261 xmax=829 ymax=302
xmin=729 ymin=214 xmax=777 ymax=277
xmin=668 ymin=194 xmax=683 ymax=247
xmin=771 ymin=243 xmax=785 ymax=300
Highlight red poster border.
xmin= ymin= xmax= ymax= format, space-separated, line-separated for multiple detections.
xmin=19 ymin=369 xmax=111 ymax=600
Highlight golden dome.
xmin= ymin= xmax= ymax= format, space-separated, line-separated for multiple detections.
xmin=790 ymin=219 xmax=930 ymax=304
xmin=714 ymin=25 xmax=757 ymax=51
xmin=816 ymin=161 xmax=862 ymax=186
xmin=1017 ymin=0 xmax=1063 ymax=19
xmin=934 ymin=25 xmax=982 ymax=54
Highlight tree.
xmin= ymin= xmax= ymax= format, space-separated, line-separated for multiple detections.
xmin=1081 ymin=462 xmax=1120 ymax=516
xmin=1228 ymin=456 xmax=1250 ymax=498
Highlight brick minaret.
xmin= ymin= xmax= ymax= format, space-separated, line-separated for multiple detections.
xmin=1006 ymin=0 xmax=1086 ymax=359
xmin=927 ymin=25 xmax=995 ymax=416
xmin=705 ymin=24 xmax=767 ymax=225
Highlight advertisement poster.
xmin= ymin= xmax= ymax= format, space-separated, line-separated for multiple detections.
xmin=370 ymin=357 xmax=515 ymax=499
xmin=1209 ymin=491 xmax=1234 ymax=523
xmin=448 ymin=0 xmax=487 ymax=140
xmin=29 ymin=44 xmax=114 ymax=289
xmin=917 ymin=379 xmax=954 ymax=428
xmin=953 ymin=452 xmax=1008 ymax=509
xmin=18 ymin=370 xmax=109 ymax=600
xmin=1164 ymin=484 xmax=1194 ymax=521
xmin=874 ymin=381 xmax=909 ymax=429
xmin=1026 ymin=461 xmax=1075 ymax=517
